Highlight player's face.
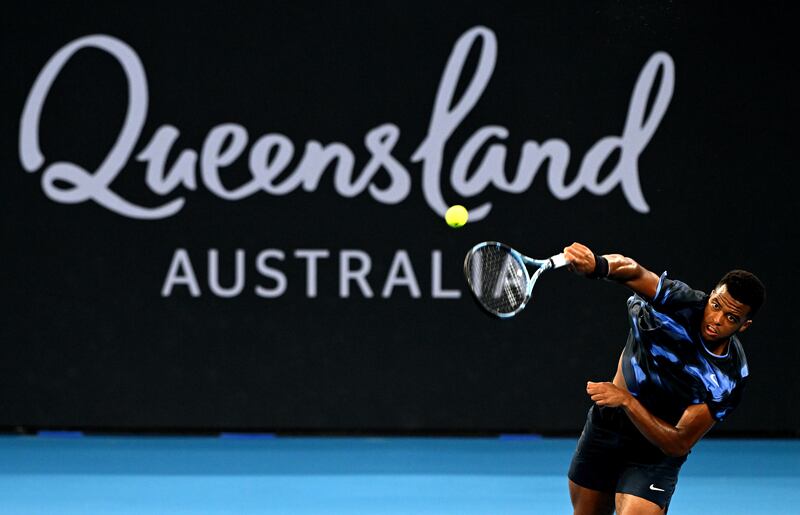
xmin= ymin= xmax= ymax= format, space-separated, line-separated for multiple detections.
xmin=701 ymin=284 xmax=752 ymax=342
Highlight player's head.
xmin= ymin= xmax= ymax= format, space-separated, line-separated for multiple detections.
xmin=717 ymin=270 xmax=766 ymax=319
xmin=701 ymin=270 xmax=766 ymax=342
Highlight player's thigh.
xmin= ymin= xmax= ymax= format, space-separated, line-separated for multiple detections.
xmin=569 ymin=479 xmax=614 ymax=515
xmin=615 ymin=492 xmax=665 ymax=515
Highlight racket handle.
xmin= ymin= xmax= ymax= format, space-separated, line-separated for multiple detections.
xmin=549 ymin=253 xmax=568 ymax=269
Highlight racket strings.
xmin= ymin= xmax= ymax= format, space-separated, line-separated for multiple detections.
xmin=467 ymin=246 xmax=528 ymax=315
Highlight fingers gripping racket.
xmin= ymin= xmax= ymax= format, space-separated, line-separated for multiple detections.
xmin=463 ymin=241 xmax=568 ymax=318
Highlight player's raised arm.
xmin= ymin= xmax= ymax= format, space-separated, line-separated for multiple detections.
xmin=563 ymin=242 xmax=660 ymax=300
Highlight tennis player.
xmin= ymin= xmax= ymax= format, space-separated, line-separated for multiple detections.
xmin=562 ymin=242 xmax=766 ymax=515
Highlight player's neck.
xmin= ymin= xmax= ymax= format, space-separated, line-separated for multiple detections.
xmin=706 ymin=338 xmax=730 ymax=357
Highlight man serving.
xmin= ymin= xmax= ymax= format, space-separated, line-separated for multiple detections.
xmin=563 ymin=242 xmax=766 ymax=515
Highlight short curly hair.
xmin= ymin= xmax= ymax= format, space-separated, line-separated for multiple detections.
xmin=717 ymin=270 xmax=766 ymax=319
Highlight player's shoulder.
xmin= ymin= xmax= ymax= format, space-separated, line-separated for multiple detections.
xmin=655 ymin=272 xmax=705 ymax=300
xmin=626 ymin=273 xmax=705 ymax=311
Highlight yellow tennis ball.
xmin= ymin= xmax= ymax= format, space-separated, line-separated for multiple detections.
xmin=445 ymin=205 xmax=469 ymax=228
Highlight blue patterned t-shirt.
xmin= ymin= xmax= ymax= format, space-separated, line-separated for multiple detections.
xmin=621 ymin=273 xmax=749 ymax=425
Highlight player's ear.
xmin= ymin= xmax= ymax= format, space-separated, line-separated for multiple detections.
xmin=738 ymin=319 xmax=753 ymax=333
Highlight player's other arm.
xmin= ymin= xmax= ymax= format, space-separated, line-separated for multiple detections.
xmin=586 ymin=381 xmax=716 ymax=457
xmin=563 ymin=242 xmax=660 ymax=300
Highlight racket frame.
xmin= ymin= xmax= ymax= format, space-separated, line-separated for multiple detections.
xmin=463 ymin=241 xmax=567 ymax=318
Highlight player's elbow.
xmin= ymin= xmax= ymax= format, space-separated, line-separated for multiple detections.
xmin=607 ymin=255 xmax=643 ymax=281
xmin=663 ymin=447 xmax=688 ymax=458
xmin=662 ymin=441 xmax=690 ymax=458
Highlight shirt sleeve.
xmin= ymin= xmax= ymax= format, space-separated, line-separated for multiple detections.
xmin=706 ymin=380 xmax=747 ymax=422
xmin=650 ymin=272 xmax=707 ymax=314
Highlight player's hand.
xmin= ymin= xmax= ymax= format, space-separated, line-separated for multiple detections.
xmin=563 ymin=242 xmax=596 ymax=276
xmin=586 ymin=381 xmax=632 ymax=408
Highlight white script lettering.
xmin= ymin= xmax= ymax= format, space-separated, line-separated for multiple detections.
xmin=20 ymin=28 xmax=674 ymax=221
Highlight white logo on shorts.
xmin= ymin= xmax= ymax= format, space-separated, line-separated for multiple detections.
xmin=649 ymin=484 xmax=665 ymax=492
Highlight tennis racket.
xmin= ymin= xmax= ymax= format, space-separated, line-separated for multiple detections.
xmin=463 ymin=241 xmax=568 ymax=318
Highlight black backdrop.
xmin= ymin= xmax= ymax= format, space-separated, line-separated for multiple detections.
xmin=2 ymin=2 xmax=797 ymax=435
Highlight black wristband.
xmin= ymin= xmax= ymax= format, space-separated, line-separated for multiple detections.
xmin=587 ymin=253 xmax=609 ymax=279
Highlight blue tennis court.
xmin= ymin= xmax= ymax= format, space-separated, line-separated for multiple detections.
xmin=1 ymin=435 xmax=797 ymax=514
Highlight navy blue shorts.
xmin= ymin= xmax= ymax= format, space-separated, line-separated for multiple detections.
xmin=568 ymin=404 xmax=688 ymax=510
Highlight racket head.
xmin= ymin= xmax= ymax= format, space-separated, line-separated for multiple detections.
xmin=463 ymin=241 xmax=533 ymax=318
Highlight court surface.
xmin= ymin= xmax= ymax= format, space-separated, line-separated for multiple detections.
xmin=1 ymin=435 xmax=797 ymax=514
